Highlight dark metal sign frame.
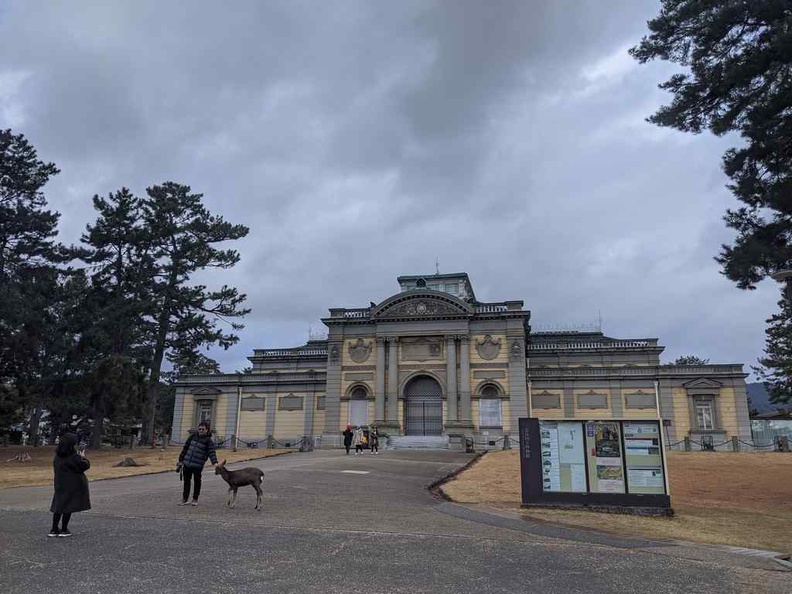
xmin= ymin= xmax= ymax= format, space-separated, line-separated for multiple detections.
xmin=519 ymin=417 xmax=671 ymax=510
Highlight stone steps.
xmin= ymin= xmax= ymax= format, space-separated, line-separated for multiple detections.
xmin=388 ymin=435 xmax=449 ymax=450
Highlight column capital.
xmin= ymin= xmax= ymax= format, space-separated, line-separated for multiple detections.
xmin=458 ymin=334 xmax=470 ymax=343
xmin=444 ymin=334 xmax=458 ymax=342
xmin=385 ymin=336 xmax=399 ymax=344
xmin=376 ymin=337 xmax=387 ymax=344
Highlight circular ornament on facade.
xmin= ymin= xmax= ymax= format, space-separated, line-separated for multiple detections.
xmin=416 ymin=302 xmax=427 ymax=314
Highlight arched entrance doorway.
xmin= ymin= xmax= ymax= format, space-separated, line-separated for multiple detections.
xmin=403 ymin=376 xmax=443 ymax=436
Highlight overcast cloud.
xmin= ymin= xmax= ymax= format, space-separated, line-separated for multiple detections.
xmin=0 ymin=1 xmax=781 ymax=376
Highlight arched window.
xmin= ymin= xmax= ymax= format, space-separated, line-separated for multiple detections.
xmin=348 ymin=386 xmax=368 ymax=426
xmin=479 ymin=384 xmax=502 ymax=428
xmin=351 ymin=386 xmax=368 ymax=400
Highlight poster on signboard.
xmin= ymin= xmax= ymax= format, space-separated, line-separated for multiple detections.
xmin=538 ymin=421 xmax=561 ymax=492
xmin=585 ymin=421 xmax=625 ymax=493
xmin=623 ymin=420 xmax=666 ymax=494
xmin=538 ymin=421 xmax=587 ymax=493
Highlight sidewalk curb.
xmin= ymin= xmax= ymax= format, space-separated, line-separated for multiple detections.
xmin=426 ymin=451 xmax=487 ymax=499
xmin=439 ymin=502 xmax=792 ymax=571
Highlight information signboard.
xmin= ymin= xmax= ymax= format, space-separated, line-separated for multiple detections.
xmin=519 ymin=417 xmax=671 ymax=512
xmin=539 ymin=421 xmax=586 ymax=493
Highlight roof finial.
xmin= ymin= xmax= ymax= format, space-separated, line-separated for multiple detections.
xmin=435 ymin=257 xmax=440 ymax=275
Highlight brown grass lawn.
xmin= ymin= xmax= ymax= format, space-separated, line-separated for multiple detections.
xmin=442 ymin=451 xmax=792 ymax=554
xmin=1 ymin=445 xmax=294 ymax=490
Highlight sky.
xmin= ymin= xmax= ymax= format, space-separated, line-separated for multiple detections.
xmin=0 ymin=1 xmax=782 ymax=377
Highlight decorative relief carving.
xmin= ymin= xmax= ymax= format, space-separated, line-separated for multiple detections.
xmin=509 ymin=340 xmax=523 ymax=361
xmin=329 ymin=345 xmax=340 ymax=364
xmin=347 ymin=338 xmax=372 ymax=363
xmin=400 ymin=337 xmax=443 ymax=361
xmin=475 ymin=334 xmax=501 ymax=360
xmin=380 ymin=298 xmax=462 ymax=318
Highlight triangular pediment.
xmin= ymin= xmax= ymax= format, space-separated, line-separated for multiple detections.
xmin=371 ymin=291 xmax=473 ymax=320
xmin=192 ymin=386 xmax=222 ymax=395
xmin=681 ymin=378 xmax=722 ymax=389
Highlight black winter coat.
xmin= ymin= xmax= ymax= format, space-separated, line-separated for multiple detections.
xmin=50 ymin=453 xmax=91 ymax=514
xmin=342 ymin=429 xmax=353 ymax=446
xmin=179 ymin=434 xmax=218 ymax=470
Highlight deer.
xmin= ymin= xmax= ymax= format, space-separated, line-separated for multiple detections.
xmin=214 ymin=460 xmax=265 ymax=510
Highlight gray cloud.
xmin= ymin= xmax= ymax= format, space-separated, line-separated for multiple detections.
xmin=0 ymin=0 xmax=780 ymax=375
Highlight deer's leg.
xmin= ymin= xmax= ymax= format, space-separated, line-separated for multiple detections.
xmin=230 ymin=487 xmax=238 ymax=508
xmin=227 ymin=487 xmax=234 ymax=507
xmin=253 ymin=483 xmax=263 ymax=510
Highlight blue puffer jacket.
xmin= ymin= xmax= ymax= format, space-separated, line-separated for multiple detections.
xmin=179 ymin=433 xmax=218 ymax=470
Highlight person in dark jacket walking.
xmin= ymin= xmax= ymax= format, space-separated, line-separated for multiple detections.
xmin=177 ymin=421 xmax=218 ymax=505
xmin=342 ymin=424 xmax=353 ymax=455
xmin=369 ymin=426 xmax=380 ymax=455
xmin=49 ymin=433 xmax=91 ymax=537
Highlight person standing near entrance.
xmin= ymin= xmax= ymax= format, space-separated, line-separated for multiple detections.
xmin=342 ymin=424 xmax=353 ymax=455
xmin=353 ymin=426 xmax=365 ymax=455
xmin=177 ymin=421 xmax=218 ymax=505
xmin=49 ymin=433 xmax=91 ymax=537
xmin=369 ymin=427 xmax=379 ymax=455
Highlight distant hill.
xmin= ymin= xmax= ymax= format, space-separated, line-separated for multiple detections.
xmin=747 ymin=382 xmax=776 ymax=413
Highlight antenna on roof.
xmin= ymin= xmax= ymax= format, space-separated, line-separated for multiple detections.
xmin=597 ymin=310 xmax=603 ymax=332
xmin=435 ymin=257 xmax=440 ymax=275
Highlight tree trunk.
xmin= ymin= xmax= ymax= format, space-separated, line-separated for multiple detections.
xmin=28 ymin=399 xmax=43 ymax=447
xmin=143 ymin=308 xmax=170 ymax=445
xmin=90 ymin=385 xmax=105 ymax=450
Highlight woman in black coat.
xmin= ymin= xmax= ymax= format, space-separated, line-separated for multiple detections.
xmin=342 ymin=424 xmax=353 ymax=455
xmin=49 ymin=433 xmax=91 ymax=537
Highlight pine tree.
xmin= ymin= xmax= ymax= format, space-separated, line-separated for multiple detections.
xmin=756 ymin=297 xmax=792 ymax=404
xmin=0 ymin=129 xmax=68 ymax=443
xmin=139 ymin=182 xmax=249 ymax=443
xmin=632 ymin=1 xmax=792 ymax=397
xmin=78 ymin=188 xmax=153 ymax=447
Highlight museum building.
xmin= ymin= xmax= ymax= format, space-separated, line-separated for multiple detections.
xmin=172 ymin=272 xmax=752 ymax=449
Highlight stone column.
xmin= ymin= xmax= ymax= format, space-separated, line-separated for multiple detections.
xmin=459 ymin=336 xmax=472 ymax=423
xmin=445 ymin=335 xmax=458 ymax=422
xmin=375 ymin=338 xmax=386 ymax=423
xmin=386 ymin=338 xmax=400 ymax=431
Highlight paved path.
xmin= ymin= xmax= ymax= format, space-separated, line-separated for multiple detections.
xmin=0 ymin=450 xmax=788 ymax=593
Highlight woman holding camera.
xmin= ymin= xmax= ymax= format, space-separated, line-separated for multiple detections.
xmin=49 ymin=433 xmax=91 ymax=537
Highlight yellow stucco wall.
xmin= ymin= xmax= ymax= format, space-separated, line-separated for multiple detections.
xmin=180 ymin=397 xmax=196 ymax=436
xmin=273 ymin=409 xmax=304 ymax=439
xmin=717 ymin=387 xmax=742 ymax=435
xmin=213 ymin=395 xmax=228 ymax=436
xmin=238 ymin=410 xmax=266 ymax=440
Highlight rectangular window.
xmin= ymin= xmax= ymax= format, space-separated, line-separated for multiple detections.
xmin=427 ymin=283 xmax=441 ymax=291
xmin=444 ymin=284 xmax=459 ymax=295
xmin=348 ymin=399 xmax=367 ymax=426
xmin=197 ymin=401 xmax=212 ymax=425
xmin=695 ymin=403 xmax=714 ymax=430
xmin=479 ymin=399 xmax=502 ymax=428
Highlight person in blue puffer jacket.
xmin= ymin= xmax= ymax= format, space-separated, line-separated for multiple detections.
xmin=177 ymin=421 xmax=218 ymax=505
